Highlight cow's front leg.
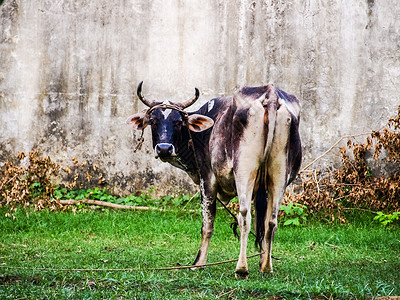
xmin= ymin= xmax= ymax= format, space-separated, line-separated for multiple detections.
xmin=192 ymin=178 xmax=216 ymax=268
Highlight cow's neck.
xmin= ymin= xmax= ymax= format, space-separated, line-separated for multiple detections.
xmin=171 ymin=131 xmax=205 ymax=185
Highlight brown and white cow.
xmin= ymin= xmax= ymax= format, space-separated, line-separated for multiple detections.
xmin=127 ymin=82 xmax=302 ymax=278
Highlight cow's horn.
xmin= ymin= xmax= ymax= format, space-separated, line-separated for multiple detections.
xmin=137 ymin=81 xmax=155 ymax=107
xmin=179 ymin=88 xmax=200 ymax=108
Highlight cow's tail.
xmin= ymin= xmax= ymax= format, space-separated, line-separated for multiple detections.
xmin=255 ymin=86 xmax=279 ymax=249
xmin=262 ymin=85 xmax=279 ymax=159
xmin=255 ymin=168 xmax=267 ymax=249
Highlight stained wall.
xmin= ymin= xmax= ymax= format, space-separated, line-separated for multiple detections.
xmin=1 ymin=0 xmax=399 ymax=195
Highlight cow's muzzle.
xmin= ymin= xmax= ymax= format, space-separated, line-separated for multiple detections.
xmin=155 ymin=143 xmax=176 ymax=159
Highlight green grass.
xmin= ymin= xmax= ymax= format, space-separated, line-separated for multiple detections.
xmin=0 ymin=206 xmax=399 ymax=299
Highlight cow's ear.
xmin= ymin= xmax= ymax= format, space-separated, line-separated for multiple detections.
xmin=126 ymin=113 xmax=149 ymax=130
xmin=187 ymin=114 xmax=214 ymax=132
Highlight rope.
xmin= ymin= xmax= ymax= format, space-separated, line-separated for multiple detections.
xmin=133 ymin=129 xmax=145 ymax=152
xmin=0 ymin=253 xmax=263 ymax=272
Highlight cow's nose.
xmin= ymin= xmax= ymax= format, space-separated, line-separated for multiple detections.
xmin=155 ymin=143 xmax=175 ymax=158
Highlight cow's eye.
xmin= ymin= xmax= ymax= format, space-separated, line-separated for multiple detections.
xmin=173 ymin=120 xmax=183 ymax=127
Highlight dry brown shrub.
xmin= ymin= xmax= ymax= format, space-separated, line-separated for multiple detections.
xmin=0 ymin=150 xmax=63 ymax=213
xmin=289 ymin=105 xmax=400 ymax=222
xmin=0 ymin=150 xmax=103 ymax=215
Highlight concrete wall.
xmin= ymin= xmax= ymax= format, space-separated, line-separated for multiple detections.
xmin=1 ymin=0 xmax=399 ymax=195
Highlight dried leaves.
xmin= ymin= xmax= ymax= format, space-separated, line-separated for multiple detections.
xmin=0 ymin=150 xmax=62 ymax=213
xmin=0 ymin=150 xmax=105 ymax=214
xmin=289 ymin=105 xmax=400 ymax=222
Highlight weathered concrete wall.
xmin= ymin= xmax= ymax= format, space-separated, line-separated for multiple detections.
xmin=1 ymin=0 xmax=399 ymax=195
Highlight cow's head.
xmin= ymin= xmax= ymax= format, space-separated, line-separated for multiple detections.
xmin=127 ymin=81 xmax=214 ymax=162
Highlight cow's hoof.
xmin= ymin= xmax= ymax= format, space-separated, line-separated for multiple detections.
xmin=259 ymin=262 xmax=273 ymax=274
xmin=235 ymin=269 xmax=249 ymax=280
xmin=259 ymin=267 xmax=273 ymax=274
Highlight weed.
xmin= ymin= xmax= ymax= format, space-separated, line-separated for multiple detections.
xmin=374 ymin=211 xmax=400 ymax=226
xmin=50 ymin=185 xmax=199 ymax=210
xmin=279 ymin=202 xmax=308 ymax=226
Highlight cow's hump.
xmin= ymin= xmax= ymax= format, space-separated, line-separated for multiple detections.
xmin=235 ymin=84 xmax=278 ymax=107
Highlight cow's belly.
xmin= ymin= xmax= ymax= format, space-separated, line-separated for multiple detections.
xmin=212 ymin=160 xmax=237 ymax=202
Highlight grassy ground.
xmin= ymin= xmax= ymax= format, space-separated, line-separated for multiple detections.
xmin=0 ymin=206 xmax=399 ymax=299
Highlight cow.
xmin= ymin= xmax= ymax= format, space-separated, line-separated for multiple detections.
xmin=126 ymin=81 xmax=302 ymax=278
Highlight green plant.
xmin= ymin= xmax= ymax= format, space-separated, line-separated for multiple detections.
xmin=30 ymin=182 xmax=43 ymax=199
xmin=141 ymin=186 xmax=155 ymax=200
xmin=373 ymin=211 xmax=400 ymax=226
xmin=51 ymin=185 xmax=200 ymax=210
xmin=279 ymin=202 xmax=308 ymax=226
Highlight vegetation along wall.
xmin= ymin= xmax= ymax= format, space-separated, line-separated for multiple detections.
xmin=1 ymin=0 xmax=399 ymax=195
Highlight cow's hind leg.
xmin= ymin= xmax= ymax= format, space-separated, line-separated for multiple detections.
xmin=259 ymin=186 xmax=282 ymax=273
xmin=234 ymin=170 xmax=259 ymax=279
xmin=260 ymin=103 xmax=291 ymax=273
xmin=192 ymin=178 xmax=217 ymax=268
xmin=234 ymin=186 xmax=253 ymax=279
